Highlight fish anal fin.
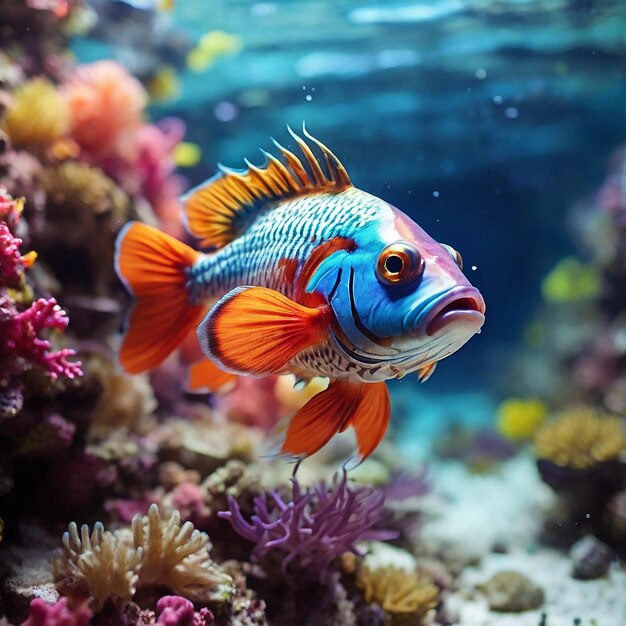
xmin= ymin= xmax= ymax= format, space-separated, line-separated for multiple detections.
xmin=198 ymin=286 xmax=331 ymax=376
xmin=349 ymin=382 xmax=391 ymax=464
xmin=281 ymin=381 xmax=363 ymax=459
xmin=186 ymin=358 xmax=237 ymax=394
xmin=181 ymin=127 xmax=352 ymax=248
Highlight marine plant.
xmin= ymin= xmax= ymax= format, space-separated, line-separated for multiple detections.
xmin=534 ymin=406 xmax=626 ymax=469
xmin=1 ymin=78 xmax=69 ymax=151
xmin=356 ymin=565 xmax=439 ymax=626
xmin=219 ymin=470 xmax=396 ymax=581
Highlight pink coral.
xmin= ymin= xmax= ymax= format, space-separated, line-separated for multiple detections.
xmin=0 ymin=297 xmax=82 ymax=380
xmin=0 ymin=221 xmax=28 ymax=286
xmin=20 ymin=598 xmax=91 ymax=626
xmin=62 ymin=60 xmax=147 ymax=161
xmin=155 ymin=596 xmax=214 ymax=626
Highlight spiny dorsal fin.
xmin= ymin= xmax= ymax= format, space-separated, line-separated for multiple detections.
xmin=181 ymin=125 xmax=352 ymax=248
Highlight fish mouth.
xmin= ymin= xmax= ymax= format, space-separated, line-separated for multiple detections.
xmin=423 ymin=287 xmax=486 ymax=337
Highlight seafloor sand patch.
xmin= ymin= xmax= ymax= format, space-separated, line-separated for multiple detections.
xmin=422 ymin=454 xmax=626 ymax=626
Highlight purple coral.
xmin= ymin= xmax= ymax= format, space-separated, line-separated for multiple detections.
xmin=155 ymin=596 xmax=214 ymax=626
xmin=0 ymin=221 xmax=27 ymax=285
xmin=20 ymin=598 xmax=91 ymax=626
xmin=219 ymin=471 xmax=396 ymax=580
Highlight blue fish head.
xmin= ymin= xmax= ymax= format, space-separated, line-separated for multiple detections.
xmin=306 ymin=207 xmax=485 ymax=374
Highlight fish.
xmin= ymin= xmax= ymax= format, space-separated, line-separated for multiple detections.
xmin=114 ymin=126 xmax=486 ymax=464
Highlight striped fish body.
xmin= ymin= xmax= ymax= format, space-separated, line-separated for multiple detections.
xmin=115 ymin=127 xmax=486 ymax=463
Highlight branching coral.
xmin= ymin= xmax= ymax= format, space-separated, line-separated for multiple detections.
xmin=534 ymin=407 xmax=626 ymax=469
xmin=62 ymin=60 xmax=147 ymax=161
xmin=2 ymin=78 xmax=69 ymax=150
xmin=132 ymin=504 xmax=233 ymax=602
xmin=0 ymin=187 xmax=81 ymax=419
xmin=52 ymin=521 xmax=142 ymax=609
xmin=357 ymin=565 xmax=439 ymax=626
xmin=219 ymin=471 xmax=396 ymax=580
xmin=154 ymin=596 xmax=214 ymax=626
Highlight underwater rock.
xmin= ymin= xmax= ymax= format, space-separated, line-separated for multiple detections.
xmin=570 ymin=535 xmax=613 ymax=580
xmin=605 ymin=490 xmax=626 ymax=547
xmin=479 ymin=571 xmax=544 ymax=613
xmin=1 ymin=549 xmax=59 ymax=623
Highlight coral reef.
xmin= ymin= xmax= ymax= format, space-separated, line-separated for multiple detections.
xmin=220 ymin=471 xmax=396 ymax=581
xmin=496 ymin=397 xmax=547 ymax=440
xmin=20 ymin=598 xmax=91 ymax=626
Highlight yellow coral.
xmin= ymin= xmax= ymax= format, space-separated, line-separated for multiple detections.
xmin=2 ymin=78 xmax=69 ymax=149
xmin=535 ymin=407 xmax=626 ymax=469
xmin=132 ymin=504 xmax=233 ymax=601
xmin=52 ymin=522 xmax=141 ymax=609
xmin=357 ymin=565 xmax=439 ymax=626
xmin=497 ymin=397 xmax=548 ymax=440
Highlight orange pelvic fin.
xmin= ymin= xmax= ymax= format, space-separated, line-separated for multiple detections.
xmin=417 ymin=362 xmax=437 ymax=383
xmin=198 ymin=286 xmax=331 ymax=376
xmin=185 ymin=358 xmax=237 ymax=394
xmin=115 ymin=221 xmax=205 ymax=374
xmin=280 ymin=380 xmax=390 ymax=463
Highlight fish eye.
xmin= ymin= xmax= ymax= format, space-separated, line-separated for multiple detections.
xmin=377 ymin=243 xmax=424 ymax=285
xmin=441 ymin=243 xmax=463 ymax=271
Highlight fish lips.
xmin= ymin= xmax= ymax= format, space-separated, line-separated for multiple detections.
xmin=418 ymin=286 xmax=486 ymax=338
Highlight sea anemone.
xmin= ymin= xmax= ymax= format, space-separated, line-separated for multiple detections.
xmin=62 ymin=60 xmax=147 ymax=161
xmin=131 ymin=504 xmax=233 ymax=601
xmin=52 ymin=521 xmax=142 ymax=609
xmin=534 ymin=407 xmax=626 ymax=470
xmin=1 ymin=78 xmax=69 ymax=150
xmin=357 ymin=565 xmax=439 ymax=626
xmin=53 ymin=505 xmax=234 ymax=610
xmin=219 ymin=470 xmax=396 ymax=581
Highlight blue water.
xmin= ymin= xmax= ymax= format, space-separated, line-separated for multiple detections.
xmin=74 ymin=0 xmax=626 ymax=393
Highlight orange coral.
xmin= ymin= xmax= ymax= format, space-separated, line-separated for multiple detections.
xmin=62 ymin=60 xmax=147 ymax=161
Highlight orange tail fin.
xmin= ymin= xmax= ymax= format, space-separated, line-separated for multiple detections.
xmin=115 ymin=221 xmax=205 ymax=374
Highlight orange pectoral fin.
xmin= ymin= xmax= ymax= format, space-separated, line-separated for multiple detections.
xmin=350 ymin=382 xmax=390 ymax=464
xmin=197 ymin=286 xmax=331 ymax=376
xmin=186 ymin=358 xmax=237 ymax=394
xmin=281 ymin=380 xmax=363 ymax=459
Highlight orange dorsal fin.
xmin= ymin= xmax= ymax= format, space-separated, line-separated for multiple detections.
xmin=280 ymin=380 xmax=390 ymax=463
xmin=181 ymin=126 xmax=352 ymax=248
xmin=185 ymin=358 xmax=237 ymax=394
xmin=198 ymin=286 xmax=331 ymax=376
xmin=115 ymin=222 xmax=205 ymax=374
